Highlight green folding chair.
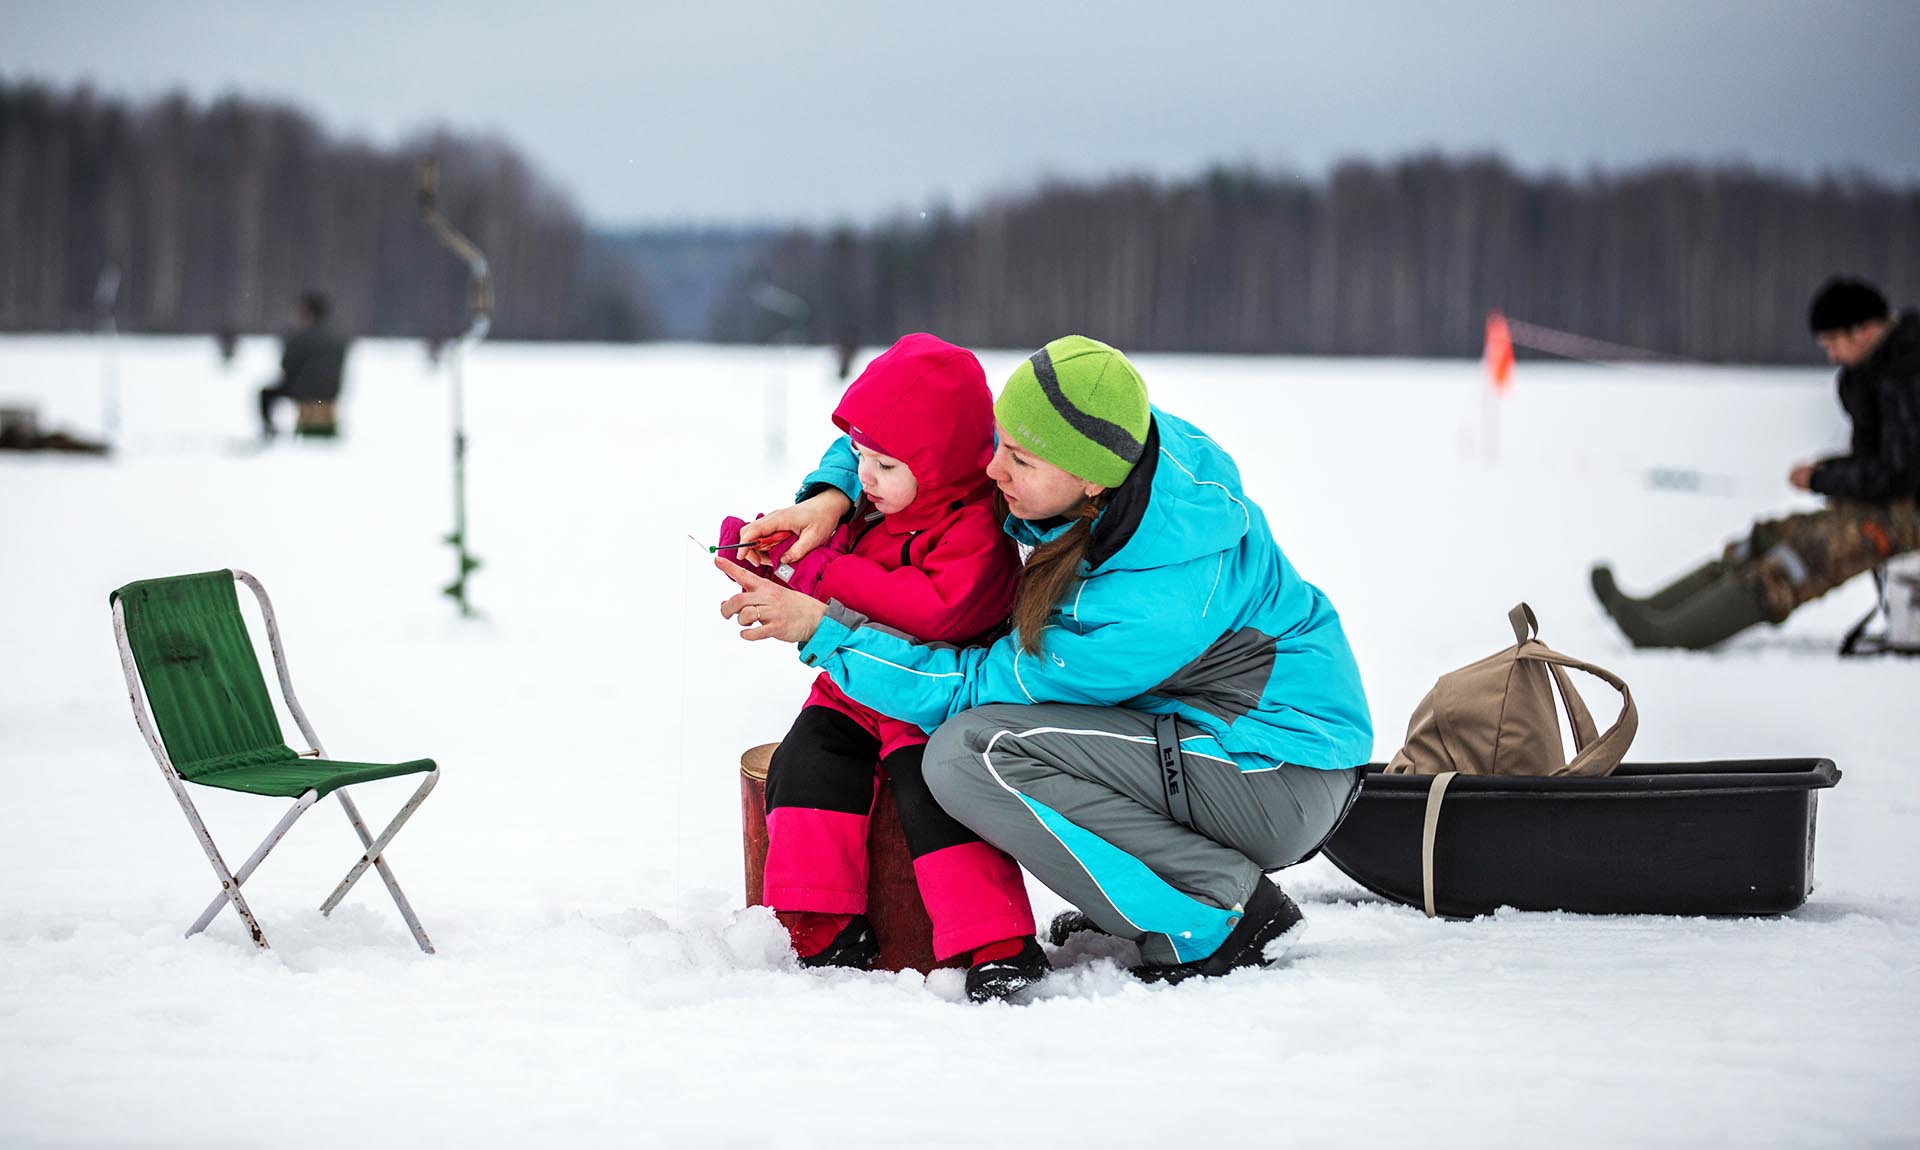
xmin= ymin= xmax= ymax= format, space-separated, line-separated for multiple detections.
xmin=110 ymin=569 xmax=439 ymax=953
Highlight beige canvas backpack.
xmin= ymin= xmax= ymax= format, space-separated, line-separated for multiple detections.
xmin=1386 ymin=603 xmax=1639 ymax=914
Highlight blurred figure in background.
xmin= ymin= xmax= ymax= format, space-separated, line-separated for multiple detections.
xmin=834 ymin=328 xmax=860 ymax=380
xmin=257 ymin=291 xmax=347 ymax=439
xmin=1594 ymin=277 xmax=1920 ymax=648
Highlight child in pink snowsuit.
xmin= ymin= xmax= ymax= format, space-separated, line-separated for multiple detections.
xmin=727 ymin=334 xmax=1038 ymax=988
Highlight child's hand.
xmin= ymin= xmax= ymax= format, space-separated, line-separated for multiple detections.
xmin=717 ymin=558 xmax=827 ymax=644
xmin=740 ymin=489 xmax=851 ymax=564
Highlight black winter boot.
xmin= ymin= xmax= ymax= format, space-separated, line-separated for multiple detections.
xmin=1130 ymin=880 xmax=1304 ymax=985
xmin=1045 ymin=909 xmax=1111 ymax=946
xmin=965 ymin=936 xmax=1051 ymax=1003
xmin=796 ymin=915 xmax=880 ymax=970
xmin=1592 ymin=566 xmax=1768 ymax=650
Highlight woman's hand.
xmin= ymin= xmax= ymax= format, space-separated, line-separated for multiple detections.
xmin=717 ymin=558 xmax=827 ymax=643
xmin=1788 ymin=462 xmax=1818 ymax=491
xmin=738 ymin=489 xmax=851 ymax=565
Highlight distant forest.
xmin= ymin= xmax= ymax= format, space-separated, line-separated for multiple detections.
xmin=0 ymin=82 xmax=652 ymax=340
xmin=707 ymin=160 xmax=1920 ymax=364
xmin=5 ymin=82 xmax=1917 ymax=362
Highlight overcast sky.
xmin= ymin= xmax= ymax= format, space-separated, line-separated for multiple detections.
xmin=4 ymin=1 xmax=1917 ymax=228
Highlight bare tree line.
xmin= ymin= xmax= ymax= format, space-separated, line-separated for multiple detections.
xmin=0 ymin=82 xmax=651 ymax=340
xmin=713 ymin=157 xmax=1920 ymax=363
xmin=7 ymin=79 xmax=1914 ymax=361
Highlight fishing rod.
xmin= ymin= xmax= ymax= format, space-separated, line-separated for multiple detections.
xmin=418 ymin=158 xmax=492 ymax=617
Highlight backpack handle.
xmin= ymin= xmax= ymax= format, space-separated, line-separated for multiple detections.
xmin=1506 ymin=601 xmax=1637 ymax=776
xmin=1508 ymin=602 xmax=1539 ymax=645
xmin=1509 ymin=602 xmax=1598 ymax=753
xmin=1514 ymin=646 xmax=1638 ymax=776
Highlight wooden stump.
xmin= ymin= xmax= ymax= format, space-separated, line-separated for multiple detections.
xmin=740 ymin=742 xmax=961 ymax=974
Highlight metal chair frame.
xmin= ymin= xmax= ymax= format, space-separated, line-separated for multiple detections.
xmin=111 ymin=569 xmax=438 ymax=953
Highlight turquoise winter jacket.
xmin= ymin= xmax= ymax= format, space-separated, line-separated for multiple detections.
xmin=794 ymin=407 xmax=1373 ymax=771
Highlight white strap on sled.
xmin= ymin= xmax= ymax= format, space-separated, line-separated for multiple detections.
xmin=1420 ymin=771 xmax=1459 ymax=919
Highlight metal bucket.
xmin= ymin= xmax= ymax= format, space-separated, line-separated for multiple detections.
xmin=1885 ymin=553 xmax=1920 ymax=652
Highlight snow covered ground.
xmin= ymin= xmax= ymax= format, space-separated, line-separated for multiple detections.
xmin=2 ymin=334 xmax=1915 ymax=1148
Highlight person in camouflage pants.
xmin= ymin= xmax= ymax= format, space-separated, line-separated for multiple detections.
xmin=1731 ymin=499 xmax=1920 ymax=622
xmin=1594 ymin=277 xmax=1920 ymax=648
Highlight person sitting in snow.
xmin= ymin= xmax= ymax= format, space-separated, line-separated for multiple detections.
xmin=719 ymin=334 xmax=1042 ymax=1002
xmin=721 ymin=335 xmax=1371 ymax=988
xmin=257 ymin=291 xmax=347 ymax=440
xmin=1593 ymin=276 xmax=1920 ymax=648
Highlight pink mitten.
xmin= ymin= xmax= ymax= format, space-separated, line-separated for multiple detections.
xmin=716 ymin=515 xmax=774 ymax=580
xmin=779 ymin=546 xmax=835 ymax=597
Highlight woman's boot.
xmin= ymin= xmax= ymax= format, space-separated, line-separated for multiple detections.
xmin=1130 ymin=880 xmax=1304 ymax=984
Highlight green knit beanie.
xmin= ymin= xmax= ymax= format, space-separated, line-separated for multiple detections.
xmin=994 ymin=335 xmax=1150 ymax=489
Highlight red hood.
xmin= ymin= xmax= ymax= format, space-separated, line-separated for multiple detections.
xmin=832 ymin=334 xmax=995 ymax=527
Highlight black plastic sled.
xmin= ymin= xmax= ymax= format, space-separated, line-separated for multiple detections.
xmin=1320 ymin=759 xmax=1840 ymax=918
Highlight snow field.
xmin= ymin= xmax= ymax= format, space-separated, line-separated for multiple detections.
xmin=0 ymin=335 xmax=1914 ymax=1147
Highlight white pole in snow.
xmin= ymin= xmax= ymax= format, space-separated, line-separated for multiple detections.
xmin=764 ymin=355 xmax=788 ymax=467
xmin=95 ymin=263 xmax=121 ymax=446
xmin=419 ymin=159 xmax=493 ymax=618
xmin=751 ymin=282 xmax=810 ymax=468
xmin=1481 ymin=379 xmax=1500 ymax=465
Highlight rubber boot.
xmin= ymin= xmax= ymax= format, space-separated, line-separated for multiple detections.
xmin=1594 ymin=568 xmax=1768 ymax=650
xmin=1591 ymin=559 xmax=1726 ymax=613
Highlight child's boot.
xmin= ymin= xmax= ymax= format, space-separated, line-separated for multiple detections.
xmin=964 ymin=935 xmax=1050 ymax=1003
xmin=779 ymin=911 xmax=880 ymax=970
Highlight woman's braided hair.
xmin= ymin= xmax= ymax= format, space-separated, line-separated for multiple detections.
xmin=1009 ymin=492 xmax=1107 ymax=655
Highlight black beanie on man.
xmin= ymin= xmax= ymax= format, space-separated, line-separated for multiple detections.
xmin=1808 ymin=277 xmax=1890 ymax=335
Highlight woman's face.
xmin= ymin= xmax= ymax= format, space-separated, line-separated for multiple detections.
xmin=854 ymin=443 xmax=918 ymax=514
xmin=985 ymin=427 xmax=1105 ymax=520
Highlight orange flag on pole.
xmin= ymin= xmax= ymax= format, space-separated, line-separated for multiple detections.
xmin=1484 ymin=310 xmax=1515 ymax=394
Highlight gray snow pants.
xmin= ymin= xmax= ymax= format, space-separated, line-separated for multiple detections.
xmin=923 ymin=703 xmax=1361 ymax=966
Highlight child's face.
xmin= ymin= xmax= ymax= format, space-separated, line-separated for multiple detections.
xmin=854 ymin=444 xmax=918 ymax=514
xmin=986 ymin=427 xmax=1105 ymax=520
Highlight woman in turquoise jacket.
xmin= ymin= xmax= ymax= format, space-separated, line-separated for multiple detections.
xmin=721 ymin=336 xmax=1372 ymax=987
